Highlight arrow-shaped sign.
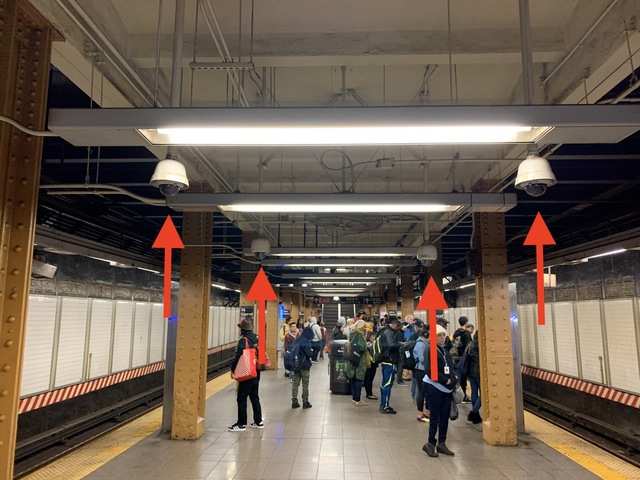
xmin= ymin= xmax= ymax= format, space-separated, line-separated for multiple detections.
xmin=246 ymin=267 xmax=278 ymax=365
xmin=152 ymin=216 xmax=184 ymax=318
xmin=524 ymin=212 xmax=556 ymax=325
xmin=416 ymin=277 xmax=448 ymax=382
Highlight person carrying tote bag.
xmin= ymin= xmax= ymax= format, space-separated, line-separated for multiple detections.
xmin=228 ymin=319 xmax=263 ymax=432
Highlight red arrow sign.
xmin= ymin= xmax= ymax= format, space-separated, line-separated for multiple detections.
xmin=416 ymin=277 xmax=448 ymax=382
xmin=524 ymin=212 xmax=556 ymax=325
xmin=246 ymin=267 xmax=277 ymax=365
xmin=152 ymin=216 xmax=184 ymax=318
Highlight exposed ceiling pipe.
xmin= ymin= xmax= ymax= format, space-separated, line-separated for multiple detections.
xmin=200 ymin=0 xmax=250 ymax=106
xmin=40 ymin=184 xmax=167 ymax=206
xmin=543 ymin=0 xmax=621 ymax=85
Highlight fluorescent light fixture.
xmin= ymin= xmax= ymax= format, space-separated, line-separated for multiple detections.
xmin=275 ymin=252 xmax=404 ymax=257
xmin=168 ymin=193 xmax=516 ymax=214
xmin=332 ymin=296 xmax=340 ymax=301
xmin=221 ymin=202 xmax=458 ymax=213
xmin=137 ymin=266 xmax=161 ymax=274
xmin=271 ymin=263 xmax=394 ymax=268
xmin=309 ymin=281 xmax=372 ymax=285
xmin=50 ymin=105 xmax=640 ymax=148
xmin=212 ymin=282 xmax=241 ymax=292
xmin=297 ymin=276 xmax=390 ymax=281
xmin=142 ymin=125 xmax=548 ymax=146
xmin=266 ymin=247 xmax=416 ymax=258
xmin=301 ymin=283 xmax=308 ymax=288
xmin=459 ymin=283 xmax=475 ymax=289
xmin=583 ymin=248 xmax=626 ymax=261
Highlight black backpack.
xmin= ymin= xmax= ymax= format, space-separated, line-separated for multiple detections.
xmin=401 ymin=340 xmax=417 ymax=370
xmin=284 ymin=341 xmax=304 ymax=372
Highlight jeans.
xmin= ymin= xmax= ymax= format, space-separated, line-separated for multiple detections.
xmin=237 ymin=376 xmax=262 ymax=427
xmin=425 ymin=383 xmax=451 ymax=445
xmin=379 ymin=363 xmax=395 ymax=409
xmin=364 ymin=362 xmax=377 ymax=397
xmin=351 ymin=378 xmax=363 ymax=402
xmin=292 ymin=369 xmax=310 ymax=403
xmin=470 ymin=376 xmax=481 ymax=413
xmin=414 ymin=369 xmax=428 ymax=412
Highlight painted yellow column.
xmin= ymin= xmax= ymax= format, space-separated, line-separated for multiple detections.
xmin=474 ymin=213 xmax=517 ymax=446
xmin=266 ymin=298 xmax=279 ymax=368
xmin=171 ymin=213 xmax=212 ymax=440
xmin=0 ymin=3 xmax=53 ymax=476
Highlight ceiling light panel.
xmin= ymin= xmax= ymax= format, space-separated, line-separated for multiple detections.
xmin=50 ymin=105 xmax=640 ymax=148
xmin=169 ymin=193 xmax=516 ymax=213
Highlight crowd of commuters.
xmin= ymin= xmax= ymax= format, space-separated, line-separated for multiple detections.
xmin=228 ymin=307 xmax=482 ymax=459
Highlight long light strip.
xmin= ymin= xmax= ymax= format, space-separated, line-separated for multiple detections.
xmin=221 ymin=203 xmax=459 ymax=213
xmin=584 ymin=248 xmax=626 ymax=260
xmin=267 ymin=263 xmax=394 ymax=267
xmin=309 ymin=281 xmax=373 ymax=285
xmin=298 ymin=276 xmax=382 ymax=280
xmin=148 ymin=125 xmax=545 ymax=146
xmin=273 ymin=253 xmax=405 ymax=258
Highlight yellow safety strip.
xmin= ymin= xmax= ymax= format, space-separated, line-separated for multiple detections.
xmin=22 ymin=374 xmax=234 ymax=480
xmin=525 ymin=412 xmax=640 ymax=480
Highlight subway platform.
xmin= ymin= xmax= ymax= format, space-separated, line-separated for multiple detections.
xmin=63 ymin=358 xmax=609 ymax=480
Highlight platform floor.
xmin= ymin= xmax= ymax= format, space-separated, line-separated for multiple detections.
xmin=83 ymin=358 xmax=600 ymax=480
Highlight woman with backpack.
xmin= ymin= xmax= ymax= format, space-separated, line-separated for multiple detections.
xmin=228 ymin=319 xmax=263 ymax=432
xmin=345 ymin=320 xmax=371 ymax=406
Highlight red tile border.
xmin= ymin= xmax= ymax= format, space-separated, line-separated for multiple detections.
xmin=521 ymin=364 xmax=640 ymax=409
xmin=19 ymin=343 xmax=236 ymax=414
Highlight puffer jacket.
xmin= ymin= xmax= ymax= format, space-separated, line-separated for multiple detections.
xmin=345 ymin=330 xmax=371 ymax=381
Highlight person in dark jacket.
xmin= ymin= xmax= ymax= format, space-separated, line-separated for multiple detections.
xmin=452 ymin=316 xmax=472 ymax=401
xmin=464 ymin=330 xmax=482 ymax=424
xmin=422 ymin=324 xmax=457 ymax=457
xmin=228 ymin=319 xmax=263 ymax=432
xmin=291 ymin=327 xmax=314 ymax=409
xmin=377 ymin=318 xmax=402 ymax=414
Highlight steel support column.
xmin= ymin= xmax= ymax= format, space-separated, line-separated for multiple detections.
xmin=171 ymin=212 xmax=212 ymax=440
xmin=386 ymin=281 xmax=398 ymax=315
xmin=473 ymin=213 xmax=518 ymax=446
xmin=0 ymin=1 xmax=53 ymax=475
xmin=400 ymin=267 xmax=414 ymax=319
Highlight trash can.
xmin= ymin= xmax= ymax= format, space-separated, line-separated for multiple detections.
xmin=329 ymin=340 xmax=351 ymax=395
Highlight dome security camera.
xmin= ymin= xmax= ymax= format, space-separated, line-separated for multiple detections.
xmin=417 ymin=243 xmax=438 ymax=266
xmin=150 ymin=157 xmax=189 ymax=197
xmin=514 ymin=154 xmax=556 ymax=197
xmin=250 ymin=238 xmax=271 ymax=260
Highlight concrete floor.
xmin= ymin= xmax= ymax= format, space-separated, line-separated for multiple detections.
xmin=85 ymin=358 xmax=598 ymax=480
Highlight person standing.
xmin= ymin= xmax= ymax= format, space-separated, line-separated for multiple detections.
xmin=332 ymin=317 xmax=347 ymax=340
xmin=291 ymin=326 xmax=314 ymax=409
xmin=228 ymin=319 xmax=263 ymax=432
xmin=283 ymin=322 xmax=299 ymax=378
xmin=345 ymin=320 xmax=371 ymax=406
xmin=463 ymin=330 xmax=482 ymax=424
xmin=412 ymin=324 xmax=429 ymax=423
xmin=422 ymin=324 xmax=457 ymax=457
xmin=309 ymin=317 xmax=323 ymax=361
xmin=375 ymin=318 xmax=402 ymax=414
xmin=452 ymin=316 xmax=472 ymax=402
xmin=363 ymin=321 xmax=378 ymax=400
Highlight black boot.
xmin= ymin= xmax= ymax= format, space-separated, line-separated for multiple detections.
xmin=437 ymin=443 xmax=455 ymax=456
xmin=292 ymin=399 xmax=300 ymax=409
xmin=422 ymin=443 xmax=438 ymax=457
xmin=303 ymin=401 xmax=312 ymax=409
xmin=472 ymin=411 xmax=483 ymax=424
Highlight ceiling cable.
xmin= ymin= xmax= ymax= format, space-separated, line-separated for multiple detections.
xmin=0 ymin=115 xmax=56 ymax=137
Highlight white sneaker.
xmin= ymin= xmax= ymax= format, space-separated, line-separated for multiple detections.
xmin=228 ymin=424 xmax=246 ymax=432
xmin=250 ymin=421 xmax=264 ymax=429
